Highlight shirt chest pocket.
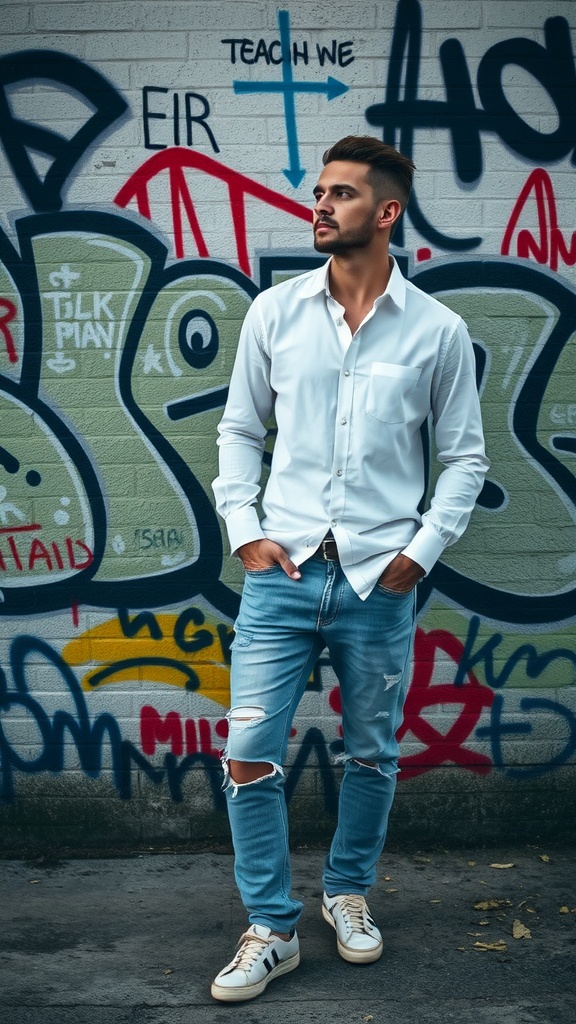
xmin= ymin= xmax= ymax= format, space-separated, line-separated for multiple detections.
xmin=366 ymin=362 xmax=423 ymax=424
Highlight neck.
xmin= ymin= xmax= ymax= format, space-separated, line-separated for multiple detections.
xmin=328 ymin=246 xmax=392 ymax=309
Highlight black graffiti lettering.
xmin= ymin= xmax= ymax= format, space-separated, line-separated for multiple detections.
xmin=0 ymin=636 xmax=163 ymax=802
xmin=241 ymin=39 xmax=256 ymax=64
xmin=184 ymin=93 xmax=220 ymax=152
xmin=365 ymin=0 xmax=481 ymax=250
xmin=365 ymin=0 xmax=576 ymax=251
xmin=338 ymin=42 xmax=354 ymax=67
xmin=143 ymin=87 xmax=219 ymax=153
xmin=216 ymin=623 xmax=234 ymax=665
xmin=142 ymin=85 xmax=168 ymax=150
xmin=316 ymin=41 xmax=338 ymax=66
xmin=222 ymin=35 xmax=352 ymax=67
xmin=173 ymin=607 xmax=214 ymax=654
xmin=221 ymin=38 xmax=245 ymax=64
xmin=477 ymin=694 xmax=576 ymax=779
xmin=454 ymin=616 xmax=576 ymax=690
xmin=476 ymin=694 xmax=531 ymax=772
xmin=292 ymin=41 xmax=309 ymax=66
xmin=118 ymin=607 xmax=163 ymax=641
xmin=477 ymin=18 xmax=576 ymax=165
xmin=0 ymin=50 xmax=128 ymax=212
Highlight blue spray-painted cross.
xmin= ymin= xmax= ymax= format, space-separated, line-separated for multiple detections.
xmin=232 ymin=10 xmax=349 ymax=187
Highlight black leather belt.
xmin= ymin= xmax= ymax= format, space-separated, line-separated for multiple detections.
xmin=313 ymin=534 xmax=340 ymax=561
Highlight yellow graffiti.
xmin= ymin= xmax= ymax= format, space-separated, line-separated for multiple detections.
xmin=62 ymin=612 xmax=232 ymax=708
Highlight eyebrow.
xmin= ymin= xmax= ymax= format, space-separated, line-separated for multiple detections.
xmin=313 ymin=182 xmax=360 ymax=196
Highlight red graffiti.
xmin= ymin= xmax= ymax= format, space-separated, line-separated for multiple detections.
xmin=501 ymin=168 xmax=576 ymax=273
xmin=114 ymin=148 xmax=313 ymax=277
xmin=0 ymin=298 xmax=18 ymax=364
xmin=140 ymin=705 xmax=226 ymax=759
xmin=329 ymin=626 xmax=494 ymax=778
xmin=397 ymin=626 xmax=494 ymax=778
xmin=0 ymin=525 xmax=94 ymax=574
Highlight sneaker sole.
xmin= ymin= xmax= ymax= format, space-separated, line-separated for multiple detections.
xmin=210 ymin=950 xmax=300 ymax=1002
xmin=322 ymin=904 xmax=383 ymax=964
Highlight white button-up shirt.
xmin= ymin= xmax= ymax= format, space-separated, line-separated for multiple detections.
xmin=213 ymin=257 xmax=489 ymax=599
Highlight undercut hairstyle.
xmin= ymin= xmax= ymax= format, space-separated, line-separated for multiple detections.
xmin=322 ymin=136 xmax=415 ymax=211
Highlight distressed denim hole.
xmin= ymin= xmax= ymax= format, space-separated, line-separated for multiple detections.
xmin=227 ymin=706 xmax=266 ymax=730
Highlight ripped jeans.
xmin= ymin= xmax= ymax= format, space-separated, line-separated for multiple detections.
xmin=223 ymin=555 xmax=416 ymax=933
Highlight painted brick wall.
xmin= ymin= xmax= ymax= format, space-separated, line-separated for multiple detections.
xmin=1 ymin=0 xmax=576 ymax=851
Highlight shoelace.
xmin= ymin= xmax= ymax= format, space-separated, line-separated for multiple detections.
xmin=231 ymin=931 xmax=271 ymax=969
xmin=334 ymin=895 xmax=369 ymax=932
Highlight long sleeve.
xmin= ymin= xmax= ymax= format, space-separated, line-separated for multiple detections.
xmin=212 ymin=297 xmax=274 ymax=554
xmin=402 ymin=320 xmax=489 ymax=573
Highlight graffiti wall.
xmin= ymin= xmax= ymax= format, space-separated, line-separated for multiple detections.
xmin=1 ymin=0 xmax=575 ymax=849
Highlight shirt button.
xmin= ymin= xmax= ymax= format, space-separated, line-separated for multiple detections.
xmin=340 ymin=417 xmax=347 ymax=425
xmin=331 ymin=520 xmax=337 ymax=527
xmin=336 ymin=317 xmax=344 ymax=326
xmin=343 ymin=370 xmax=350 ymax=377
xmin=336 ymin=469 xmax=342 ymax=476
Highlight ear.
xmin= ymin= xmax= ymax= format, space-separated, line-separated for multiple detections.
xmin=377 ymin=199 xmax=402 ymax=230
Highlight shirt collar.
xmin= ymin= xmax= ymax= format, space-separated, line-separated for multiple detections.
xmin=298 ymin=255 xmax=406 ymax=311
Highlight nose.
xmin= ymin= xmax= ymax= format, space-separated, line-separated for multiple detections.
xmin=314 ymin=192 xmax=333 ymax=217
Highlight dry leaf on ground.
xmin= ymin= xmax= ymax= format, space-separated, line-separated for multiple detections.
xmin=473 ymin=940 xmax=508 ymax=952
xmin=489 ymin=863 xmax=515 ymax=869
xmin=512 ymin=920 xmax=532 ymax=939
xmin=474 ymin=899 xmax=512 ymax=911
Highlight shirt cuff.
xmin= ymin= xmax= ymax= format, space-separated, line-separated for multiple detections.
xmin=402 ymin=523 xmax=446 ymax=575
xmin=224 ymin=506 xmax=266 ymax=556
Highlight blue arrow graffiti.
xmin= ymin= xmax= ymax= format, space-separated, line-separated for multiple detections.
xmin=232 ymin=10 xmax=349 ymax=188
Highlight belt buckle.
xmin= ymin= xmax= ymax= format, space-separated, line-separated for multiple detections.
xmin=321 ymin=538 xmax=336 ymax=561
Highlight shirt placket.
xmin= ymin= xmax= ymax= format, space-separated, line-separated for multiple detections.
xmin=327 ymin=301 xmax=356 ymax=533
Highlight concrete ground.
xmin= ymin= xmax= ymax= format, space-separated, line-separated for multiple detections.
xmin=1 ymin=842 xmax=575 ymax=1024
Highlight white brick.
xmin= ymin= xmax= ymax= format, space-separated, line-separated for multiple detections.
xmin=34 ymin=3 xmax=140 ymax=32
xmin=0 ymin=33 xmax=86 ymax=58
xmin=281 ymin=1 xmax=377 ymax=30
xmin=421 ymin=1 xmax=483 ymax=29
xmin=84 ymin=32 xmax=188 ymax=61
xmin=2 ymin=4 xmax=31 ymax=32
xmin=141 ymin=2 xmax=268 ymax=31
xmin=486 ymin=1 xmax=576 ymax=28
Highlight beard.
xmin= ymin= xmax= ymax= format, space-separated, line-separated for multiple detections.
xmin=313 ymin=213 xmax=376 ymax=254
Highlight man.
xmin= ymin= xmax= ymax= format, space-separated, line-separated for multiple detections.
xmin=211 ymin=136 xmax=488 ymax=1002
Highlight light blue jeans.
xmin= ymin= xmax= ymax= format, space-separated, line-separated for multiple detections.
xmin=223 ymin=555 xmax=416 ymax=933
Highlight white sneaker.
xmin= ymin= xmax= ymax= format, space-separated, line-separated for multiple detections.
xmin=322 ymin=893 xmax=383 ymax=963
xmin=211 ymin=924 xmax=300 ymax=1002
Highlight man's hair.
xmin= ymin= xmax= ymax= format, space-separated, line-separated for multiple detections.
xmin=322 ymin=136 xmax=415 ymax=210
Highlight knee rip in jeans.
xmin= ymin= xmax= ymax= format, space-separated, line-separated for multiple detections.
xmin=335 ymin=753 xmax=399 ymax=780
xmin=222 ymin=706 xmax=283 ymax=797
